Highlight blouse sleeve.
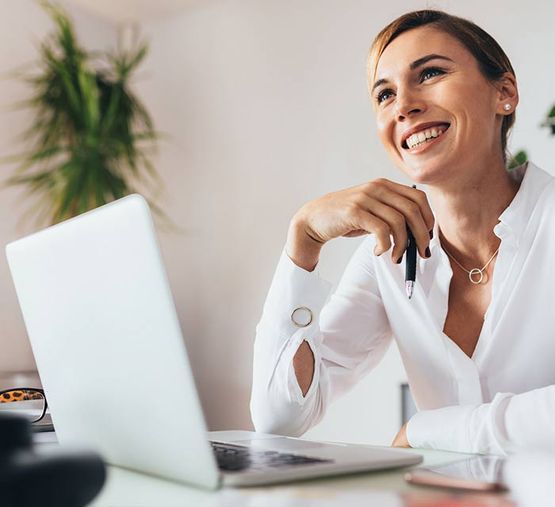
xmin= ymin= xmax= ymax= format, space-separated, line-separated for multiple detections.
xmin=406 ymin=385 xmax=555 ymax=454
xmin=250 ymin=237 xmax=392 ymax=436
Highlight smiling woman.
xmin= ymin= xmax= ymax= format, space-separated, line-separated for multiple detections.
xmin=368 ymin=11 xmax=516 ymax=160
xmin=251 ymin=10 xmax=555 ymax=456
xmin=370 ymin=16 xmax=517 ymax=190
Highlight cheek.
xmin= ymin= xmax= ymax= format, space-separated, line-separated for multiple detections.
xmin=375 ymin=114 xmax=396 ymax=151
xmin=437 ymin=81 xmax=495 ymax=126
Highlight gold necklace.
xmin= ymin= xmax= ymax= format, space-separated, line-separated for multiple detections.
xmin=441 ymin=244 xmax=500 ymax=284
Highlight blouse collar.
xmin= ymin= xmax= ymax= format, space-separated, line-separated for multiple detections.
xmin=496 ymin=161 xmax=553 ymax=239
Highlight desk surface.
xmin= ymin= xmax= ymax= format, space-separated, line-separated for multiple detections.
xmin=34 ymin=430 xmax=555 ymax=506
xmin=84 ymin=447 xmax=513 ymax=507
xmin=35 ymin=432 xmax=525 ymax=506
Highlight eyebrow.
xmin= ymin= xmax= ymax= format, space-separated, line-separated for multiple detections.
xmin=371 ymin=54 xmax=455 ymax=93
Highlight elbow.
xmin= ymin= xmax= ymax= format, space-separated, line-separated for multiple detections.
xmin=250 ymin=391 xmax=305 ymax=437
xmin=251 ymin=411 xmax=304 ymax=438
xmin=250 ymin=387 xmax=321 ymax=438
xmin=250 ymin=396 xmax=297 ymax=436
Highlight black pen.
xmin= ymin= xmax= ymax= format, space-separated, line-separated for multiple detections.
xmin=405 ymin=184 xmax=417 ymax=299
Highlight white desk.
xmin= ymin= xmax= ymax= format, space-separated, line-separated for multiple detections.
xmin=85 ymin=448 xmax=513 ymax=507
xmin=41 ymin=432 xmax=555 ymax=506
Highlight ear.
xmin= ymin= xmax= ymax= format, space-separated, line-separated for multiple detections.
xmin=494 ymin=72 xmax=519 ymax=115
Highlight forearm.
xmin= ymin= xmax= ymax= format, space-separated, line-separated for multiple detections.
xmin=407 ymin=385 xmax=555 ymax=455
xmin=251 ymin=328 xmax=324 ymax=436
xmin=251 ymin=237 xmax=392 ymax=437
xmin=286 ymin=219 xmax=320 ymax=396
xmin=285 ymin=215 xmax=323 ymax=272
xmin=250 ymin=248 xmax=331 ymax=436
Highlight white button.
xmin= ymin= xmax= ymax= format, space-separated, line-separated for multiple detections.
xmin=291 ymin=307 xmax=313 ymax=328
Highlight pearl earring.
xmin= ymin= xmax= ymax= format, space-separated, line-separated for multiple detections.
xmin=503 ymin=103 xmax=512 ymax=111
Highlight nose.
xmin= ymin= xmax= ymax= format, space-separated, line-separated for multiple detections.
xmin=395 ymin=89 xmax=425 ymax=121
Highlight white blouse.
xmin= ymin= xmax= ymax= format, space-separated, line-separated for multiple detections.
xmin=251 ymin=162 xmax=555 ymax=455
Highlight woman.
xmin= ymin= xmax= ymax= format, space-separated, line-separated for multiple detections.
xmin=251 ymin=10 xmax=555 ymax=455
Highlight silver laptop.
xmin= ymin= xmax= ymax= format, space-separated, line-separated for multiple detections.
xmin=5 ymin=194 xmax=421 ymax=489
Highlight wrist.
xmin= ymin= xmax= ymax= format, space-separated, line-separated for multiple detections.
xmin=286 ymin=216 xmax=323 ymax=272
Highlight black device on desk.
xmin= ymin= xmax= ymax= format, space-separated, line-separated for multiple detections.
xmin=0 ymin=413 xmax=106 ymax=506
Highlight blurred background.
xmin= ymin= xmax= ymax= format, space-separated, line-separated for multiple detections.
xmin=0 ymin=0 xmax=553 ymax=446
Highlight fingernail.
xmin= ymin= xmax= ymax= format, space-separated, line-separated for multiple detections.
xmin=396 ymin=256 xmax=403 ymax=264
xmin=429 ymin=229 xmax=434 ymax=239
xmin=425 ymin=246 xmax=431 ymax=258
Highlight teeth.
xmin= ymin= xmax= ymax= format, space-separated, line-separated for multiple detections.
xmin=405 ymin=125 xmax=448 ymax=149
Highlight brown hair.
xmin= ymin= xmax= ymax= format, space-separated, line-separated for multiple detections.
xmin=368 ymin=10 xmax=516 ymax=159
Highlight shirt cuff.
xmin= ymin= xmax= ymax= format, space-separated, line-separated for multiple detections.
xmin=261 ymin=248 xmax=332 ymax=336
xmin=406 ymin=405 xmax=475 ymax=453
xmin=406 ymin=393 xmax=512 ymax=455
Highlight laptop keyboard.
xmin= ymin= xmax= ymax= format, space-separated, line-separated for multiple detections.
xmin=210 ymin=441 xmax=332 ymax=472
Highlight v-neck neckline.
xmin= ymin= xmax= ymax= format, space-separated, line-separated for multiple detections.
xmin=436 ymin=243 xmax=497 ymax=365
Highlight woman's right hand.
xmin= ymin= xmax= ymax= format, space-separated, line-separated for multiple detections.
xmin=286 ymin=179 xmax=435 ymax=271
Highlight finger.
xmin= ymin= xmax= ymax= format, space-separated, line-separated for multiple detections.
xmin=358 ymin=198 xmax=408 ymax=262
xmin=351 ymin=210 xmax=392 ymax=256
xmin=367 ymin=188 xmax=429 ymax=257
xmin=365 ymin=179 xmax=435 ymax=233
xmin=397 ymin=196 xmax=430 ymax=259
xmin=408 ymin=186 xmax=435 ymax=234
xmin=365 ymin=185 xmax=431 ymax=258
xmin=342 ymin=229 xmax=369 ymax=238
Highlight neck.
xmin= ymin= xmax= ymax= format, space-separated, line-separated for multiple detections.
xmin=427 ymin=157 xmax=521 ymax=266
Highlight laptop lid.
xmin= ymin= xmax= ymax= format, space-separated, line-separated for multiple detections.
xmin=6 ymin=195 xmax=220 ymax=489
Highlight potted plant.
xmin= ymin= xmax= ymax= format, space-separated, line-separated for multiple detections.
xmin=508 ymin=104 xmax=555 ymax=169
xmin=542 ymin=104 xmax=555 ymax=135
xmin=4 ymin=1 xmax=163 ymax=226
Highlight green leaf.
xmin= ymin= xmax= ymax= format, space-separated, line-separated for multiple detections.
xmin=507 ymin=150 xmax=528 ymax=170
xmin=2 ymin=1 xmax=169 ymax=228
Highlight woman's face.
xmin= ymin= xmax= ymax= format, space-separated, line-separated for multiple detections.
xmin=372 ymin=26 xmax=513 ymax=186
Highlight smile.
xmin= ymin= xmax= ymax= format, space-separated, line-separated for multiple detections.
xmin=401 ymin=123 xmax=451 ymax=150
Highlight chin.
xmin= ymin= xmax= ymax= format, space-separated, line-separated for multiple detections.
xmin=397 ymin=158 xmax=451 ymax=186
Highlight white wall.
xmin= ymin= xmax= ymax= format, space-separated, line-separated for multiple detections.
xmin=135 ymin=0 xmax=411 ymax=440
xmin=134 ymin=0 xmax=555 ymax=444
xmin=1 ymin=0 xmax=554 ymax=445
xmin=0 ymin=0 xmax=116 ymax=377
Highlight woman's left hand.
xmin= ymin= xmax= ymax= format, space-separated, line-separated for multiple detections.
xmin=392 ymin=422 xmax=411 ymax=448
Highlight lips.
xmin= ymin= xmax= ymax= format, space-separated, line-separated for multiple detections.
xmin=400 ymin=122 xmax=451 ymax=149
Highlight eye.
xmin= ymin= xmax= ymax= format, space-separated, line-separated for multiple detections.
xmin=376 ymin=88 xmax=394 ymax=105
xmin=420 ymin=66 xmax=446 ymax=82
